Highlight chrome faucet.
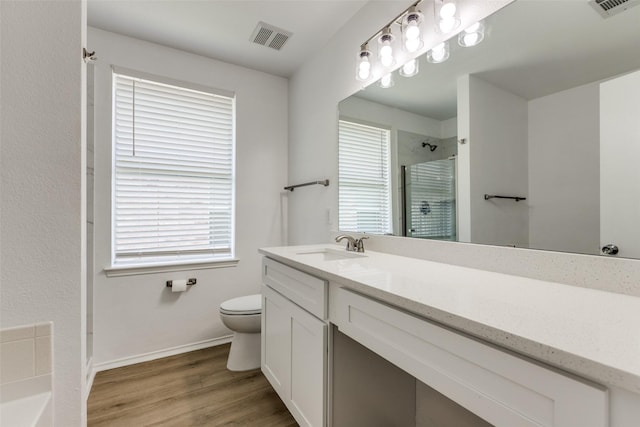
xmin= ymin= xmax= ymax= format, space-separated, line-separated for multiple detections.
xmin=335 ymin=235 xmax=369 ymax=253
xmin=355 ymin=236 xmax=369 ymax=252
xmin=335 ymin=234 xmax=357 ymax=251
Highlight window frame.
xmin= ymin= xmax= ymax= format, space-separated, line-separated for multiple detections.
xmin=106 ymin=67 xmax=237 ymax=275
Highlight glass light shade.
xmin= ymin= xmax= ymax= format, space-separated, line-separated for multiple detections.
xmin=403 ymin=7 xmax=423 ymax=40
xmin=439 ymin=1 xmax=457 ymax=18
xmin=405 ymin=38 xmax=422 ymax=53
xmin=355 ymin=48 xmax=372 ymax=81
xmin=357 ymin=58 xmax=371 ymax=81
xmin=399 ymin=58 xmax=419 ymax=77
xmin=438 ymin=18 xmax=459 ymax=33
xmin=458 ymin=21 xmax=485 ymax=47
xmin=380 ymin=53 xmax=394 ymax=67
xmin=378 ymin=28 xmax=395 ymax=68
xmin=435 ymin=0 xmax=460 ymax=34
xmin=426 ymin=42 xmax=449 ymax=63
xmin=402 ymin=9 xmax=424 ymax=54
xmin=380 ymin=42 xmax=393 ymax=58
xmin=379 ymin=42 xmax=394 ymax=67
xmin=405 ymin=21 xmax=420 ymax=40
xmin=379 ymin=73 xmax=395 ymax=88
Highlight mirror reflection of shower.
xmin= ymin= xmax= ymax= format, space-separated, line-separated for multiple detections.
xmin=422 ymin=139 xmax=438 ymax=152
xmin=403 ymin=159 xmax=457 ymax=241
xmin=398 ymin=130 xmax=458 ymax=239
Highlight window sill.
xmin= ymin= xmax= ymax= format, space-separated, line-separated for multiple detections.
xmin=104 ymin=258 xmax=239 ymax=277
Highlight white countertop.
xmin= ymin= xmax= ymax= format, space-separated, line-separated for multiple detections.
xmin=259 ymin=244 xmax=640 ymax=394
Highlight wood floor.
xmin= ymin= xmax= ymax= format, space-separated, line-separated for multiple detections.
xmin=88 ymin=344 xmax=298 ymax=426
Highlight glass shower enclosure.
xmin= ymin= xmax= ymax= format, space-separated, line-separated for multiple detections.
xmin=402 ymin=158 xmax=456 ymax=240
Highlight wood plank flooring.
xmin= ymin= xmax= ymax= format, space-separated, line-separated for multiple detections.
xmin=88 ymin=344 xmax=298 ymax=427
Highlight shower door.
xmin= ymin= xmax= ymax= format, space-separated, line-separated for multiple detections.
xmin=404 ymin=159 xmax=456 ymax=240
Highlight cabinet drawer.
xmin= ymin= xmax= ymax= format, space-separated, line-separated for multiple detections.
xmin=263 ymin=258 xmax=327 ymax=319
xmin=331 ymin=287 xmax=608 ymax=427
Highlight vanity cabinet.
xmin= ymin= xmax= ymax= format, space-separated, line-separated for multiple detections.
xmin=261 ymin=258 xmax=327 ymax=427
xmin=259 ymin=246 xmax=640 ymax=427
xmin=330 ymin=287 xmax=608 ymax=427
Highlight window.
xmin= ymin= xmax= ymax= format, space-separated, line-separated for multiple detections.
xmin=338 ymin=120 xmax=392 ymax=234
xmin=112 ymin=71 xmax=235 ymax=267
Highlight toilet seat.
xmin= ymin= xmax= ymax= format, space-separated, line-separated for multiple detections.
xmin=220 ymin=294 xmax=262 ymax=315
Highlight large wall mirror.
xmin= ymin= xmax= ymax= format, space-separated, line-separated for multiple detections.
xmin=338 ymin=0 xmax=640 ymax=259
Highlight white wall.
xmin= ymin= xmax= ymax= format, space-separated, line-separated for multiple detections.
xmin=457 ymin=76 xmax=472 ymax=241
xmin=397 ymin=131 xmax=456 ymax=167
xmin=339 ymin=96 xmax=444 ymax=138
xmin=464 ymin=75 xmax=529 ymax=247
xmin=442 ymin=117 xmax=458 ymax=139
xmin=528 ymin=81 xmax=600 ymax=255
xmin=89 ymin=28 xmax=288 ymax=366
xmin=1 ymin=1 xmax=87 ymax=425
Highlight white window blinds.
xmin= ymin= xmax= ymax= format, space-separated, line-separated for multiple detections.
xmin=113 ymin=72 xmax=235 ymax=266
xmin=338 ymin=120 xmax=392 ymax=234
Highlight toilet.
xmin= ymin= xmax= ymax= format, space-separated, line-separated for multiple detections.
xmin=219 ymin=294 xmax=262 ymax=371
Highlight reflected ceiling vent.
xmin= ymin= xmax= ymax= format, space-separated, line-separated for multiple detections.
xmin=250 ymin=21 xmax=292 ymax=51
xmin=589 ymin=0 xmax=639 ymax=18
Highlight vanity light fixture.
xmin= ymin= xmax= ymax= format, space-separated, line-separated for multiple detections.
xmin=354 ymin=0 xmax=486 ymax=82
xmin=458 ymin=21 xmax=485 ymax=47
xmin=399 ymin=58 xmax=419 ymax=77
xmin=356 ymin=44 xmax=372 ymax=81
xmin=403 ymin=6 xmax=424 ymax=53
xmin=355 ymin=0 xmax=423 ymax=82
xmin=426 ymin=42 xmax=450 ymax=63
xmin=435 ymin=0 xmax=460 ymax=34
xmin=378 ymin=27 xmax=395 ymax=68
xmin=379 ymin=73 xmax=395 ymax=89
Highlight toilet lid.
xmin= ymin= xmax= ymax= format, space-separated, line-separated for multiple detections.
xmin=220 ymin=294 xmax=262 ymax=315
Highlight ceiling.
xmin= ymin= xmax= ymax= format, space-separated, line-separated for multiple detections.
xmin=88 ymin=0 xmax=367 ymax=77
xmin=353 ymin=0 xmax=640 ymax=120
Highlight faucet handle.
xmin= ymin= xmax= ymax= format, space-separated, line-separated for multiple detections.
xmin=355 ymin=236 xmax=369 ymax=253
xmin=335 ymin=234 xmax=357 ymax=251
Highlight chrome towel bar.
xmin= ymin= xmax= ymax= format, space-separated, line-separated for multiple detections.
xmin=484 ymin=194 xmax=527 ymax=202
xmin=284 ymin=179 xmax=329 ymax=192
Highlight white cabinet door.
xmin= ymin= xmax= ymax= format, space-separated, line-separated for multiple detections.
xmin=261 ymin=287 xmax=291 ymax=398
xmin=290 ymin=301 xmax=327 ymax=427
xmin=262 ymin=284 xmax=327 ymax=427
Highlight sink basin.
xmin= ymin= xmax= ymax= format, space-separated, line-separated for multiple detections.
xmin=295 ymin=248 xmax=367 ymax=261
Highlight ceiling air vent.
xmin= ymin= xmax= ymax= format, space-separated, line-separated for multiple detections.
xmin=250 ymin=22 xmax=292 ymax=51
xmin=589 ymin=0 xmax=639 ymax=18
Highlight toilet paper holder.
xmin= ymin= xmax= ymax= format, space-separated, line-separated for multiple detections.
xmin=166 ymin=278 xmax=197 ymax=288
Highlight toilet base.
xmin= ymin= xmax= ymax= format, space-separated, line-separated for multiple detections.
xmin=226 ymin=332 xmax=261 ymax=371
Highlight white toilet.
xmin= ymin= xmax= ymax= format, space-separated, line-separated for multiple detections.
xmin=219 ymin=294 xmax=262 ymax=371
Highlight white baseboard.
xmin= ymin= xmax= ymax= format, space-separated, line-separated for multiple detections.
xmin=93 ymin=335 xmax=233 ymax=373
xmin=85 ymin=357 xmax=96 ymax=400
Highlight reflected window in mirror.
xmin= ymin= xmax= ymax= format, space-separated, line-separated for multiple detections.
xmin=338 ymin=120 xmax=392 ymax=234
